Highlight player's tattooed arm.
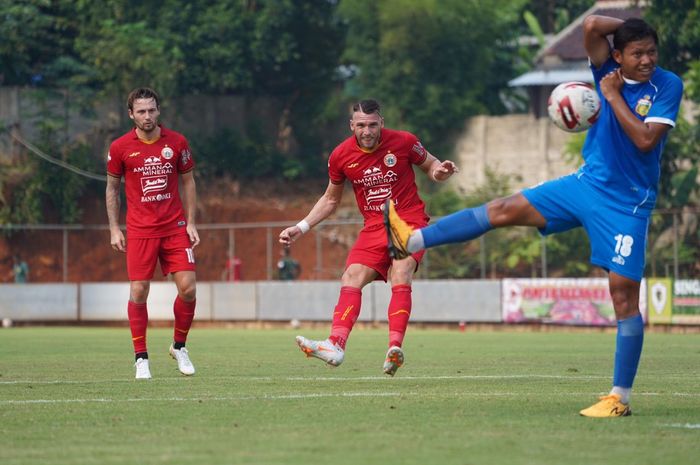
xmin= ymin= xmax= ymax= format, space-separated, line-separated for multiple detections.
xmin=106 ymin=175 xmax=126 ymax=252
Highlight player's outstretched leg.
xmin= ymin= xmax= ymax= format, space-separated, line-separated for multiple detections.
xmin=135 ymin=358 xmax=152 ymax=380
xmin=169 ymin=344 xmax=196 ymax=375
xmin=296 ymin=336 xmax=345 ymax=367
xmin=579 ymin=394 xmax=631 ymax=418
xmin=383 ymin=199 xmax=414 ymax=260
xmin=383 ymin=346 xmax=404 ymax=376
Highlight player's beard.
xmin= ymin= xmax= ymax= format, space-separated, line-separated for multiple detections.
xmin=359 ymin=134 xmax=379 ymax=150
xmin=136 ymin=120 xmax=157 ymax=134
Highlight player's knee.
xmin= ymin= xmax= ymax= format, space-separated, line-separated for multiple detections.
xmin=129 ymin=281 xmax=150 ymax=302
xmin=178 ymin=283 xmax=197 ymax=301
xmin=389 ymin=264 xmax=414 ymax=284
xmin=340 ymin=265 xmax=373 ymax=288
xmin=609 ymin=286 xmax=637 ymax=318
xmin=486 ymin=198 xmax=514 ymax=226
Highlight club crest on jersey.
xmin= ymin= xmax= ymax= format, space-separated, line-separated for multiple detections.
xmin=384 ymin=152 xmax=397 ymax=167
xmin=635 ymin=95 xmax=652 ymax=117
xmin=161 ymin=146 xmax=174 ymax=159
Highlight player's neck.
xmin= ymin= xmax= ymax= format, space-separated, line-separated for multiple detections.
xmin=136 ymin=125 xmax=161 ymax=143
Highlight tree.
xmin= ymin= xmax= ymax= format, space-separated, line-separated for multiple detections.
xmin=337 ymin=0 xmax=527 ymax=148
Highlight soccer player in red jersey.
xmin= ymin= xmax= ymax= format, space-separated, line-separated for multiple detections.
xmin=106 ymin=87 xmax=200 ymax=379
xmin=279 ymin=99 xmax=458 ymax=375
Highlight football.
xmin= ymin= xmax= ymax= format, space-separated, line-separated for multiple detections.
xmin=547 ymin=82 xmax=601 ymax=133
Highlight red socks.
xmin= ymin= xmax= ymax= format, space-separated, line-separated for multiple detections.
xmin=127 ymin=301 xmax=148 ymax=354
xmin=329 ymin=286 xmax=362 ymax=349
xmin=173 ymin=296 xmax=196 ymax=345
xmin=388 ymin=284 xmax=412 ymax=348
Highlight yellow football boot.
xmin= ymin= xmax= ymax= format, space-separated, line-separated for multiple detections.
xmin=579 ymin=394 xmax=631 ymax=418
xmin=383 ymin=199 xmax=414 ymax=260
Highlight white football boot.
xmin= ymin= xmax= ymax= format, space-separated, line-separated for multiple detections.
xmin=383 ymin=346 xmax=404 ymax=376
xmin=169 ymin=344 xmax=196 ymax=376
xmin=134 ymin=358 xmax=152 ymax=380
xmin=295 ymin=336 xmax=345 ymax=366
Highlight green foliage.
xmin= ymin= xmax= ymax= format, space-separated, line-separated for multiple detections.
xmin=523 ymin=10 xmax=546 ymax=48
xmin=521 ymin=0 xmax=593 ymax=34
xmin=338 ymin=0 xmax=527 ymax=148
xmin=1 ymin=89 xmax=97 ymax=225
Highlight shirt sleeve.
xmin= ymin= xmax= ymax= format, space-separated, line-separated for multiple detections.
xmin=404 ymin=132 xmax=428 ymax=165
xmin=590 ymin=56 xmax=618 ymax=88
xmin=328 ymin=147 xmax=345 ymax=184
xmin=106 ymin=141 xmax=123 ymax=177
xmin=178 ymin=138 xmax=195 ymax=173
xmin=645 ymin=72 xmax=684 ymax=127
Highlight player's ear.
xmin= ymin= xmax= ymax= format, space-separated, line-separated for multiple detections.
xmin=612 ymin=49 xmax=623 ymax=65
xmin=128 ymin=110 xmax=134 ymax=120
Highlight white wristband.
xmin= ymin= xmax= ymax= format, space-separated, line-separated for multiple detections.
xmin=296 ymin=220 xmax=310 ymax=234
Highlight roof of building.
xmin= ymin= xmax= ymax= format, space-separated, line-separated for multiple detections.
xmin=510 ymin=1 xmax=645 ymax=87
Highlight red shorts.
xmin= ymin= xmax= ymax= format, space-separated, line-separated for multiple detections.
xmin=126 ymin=231 xmax=196 ymax=281
xmin=346 ymin=218 xmax=427 ymax=282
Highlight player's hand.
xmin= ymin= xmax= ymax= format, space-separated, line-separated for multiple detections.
xmin=110 ymin=229 xmax=126 ymax=253
xmin=187 ymin=224 xmax=201 ymax=248
xmin=433 ymin=160 xmax=459 ymax=181
xmin=279 ymin=226 xmax=303 ymax=246
xmin=600 ymin=69 xmax=624 ymax=101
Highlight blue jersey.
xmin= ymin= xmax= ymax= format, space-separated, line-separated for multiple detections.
xmin=578 ymin=57 xmax=683 ymax=217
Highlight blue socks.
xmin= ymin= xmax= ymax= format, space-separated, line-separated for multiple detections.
xmin=613 ymin=313 xmax=644 ymax=389
xmin=421 ymin=204 xmax=493 ymax=248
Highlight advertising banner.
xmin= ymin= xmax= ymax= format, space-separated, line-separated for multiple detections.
xmin=502 ymin=278 xmax=648 ymax=326
xmin=647 ymin=278 xmax=672 ymax=324
xmin=672 ymin=279 xmax=700 ymax=325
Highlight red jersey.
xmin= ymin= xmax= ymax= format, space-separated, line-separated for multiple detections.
xmin=329 ymin=128 xmax=429 ymax=227
xmin=107 ymin=126 xmax=194 ymax=239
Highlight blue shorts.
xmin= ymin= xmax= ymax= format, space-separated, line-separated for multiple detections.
xmin=522 ymin=174 xmax=650 ymax=282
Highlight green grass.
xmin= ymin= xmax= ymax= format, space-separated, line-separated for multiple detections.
xmin=1 ymin=327 xmax=698 ymax=465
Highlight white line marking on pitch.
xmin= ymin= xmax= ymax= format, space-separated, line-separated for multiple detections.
xmin=4 ymin=391 xmax=700 ymax=406
xmin=1 ymin=391 xmax=410 ymax=405
xmin=661 ymin=423 xmax=700 ymax=430
xmin=0 ymin=374 xmax=610 ymax=385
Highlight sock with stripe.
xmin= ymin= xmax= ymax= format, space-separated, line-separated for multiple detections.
xmin=328 ymin=286 xmax=362 ymax=350
xmin=128 ymin=301 xmax=148 ymax=356
xmin=173 ymin=296 xmax=196 ymax=346
xmin=387 ymin=284 xmax=412 ymax=347
xmin=411 ymin=204 xmax=493 ymax=252
xmin=611 ymin=312 xmax=644 ymax=403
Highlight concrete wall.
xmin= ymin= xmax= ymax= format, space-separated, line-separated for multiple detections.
xmin=452 ymin=114 xmax=578 ymax=194
xmin=0 ymin=284 xmax=77 ymax=320
xmin=0 ymin=280 xmax=503 ymax=323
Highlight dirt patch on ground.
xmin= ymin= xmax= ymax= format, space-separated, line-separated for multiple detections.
xmin=0 ymin=178 xmax=361 ymax=282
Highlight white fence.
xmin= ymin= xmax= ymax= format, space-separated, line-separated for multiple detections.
xmin=0 ymin=280 xmax=502 ymax=323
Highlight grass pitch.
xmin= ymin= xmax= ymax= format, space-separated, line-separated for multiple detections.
xmin=1 ymin=327 xmax=698 ymax=465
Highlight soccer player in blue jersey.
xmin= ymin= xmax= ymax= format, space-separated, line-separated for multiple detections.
xmin=384 ymin=15 xmax=683 ymax=417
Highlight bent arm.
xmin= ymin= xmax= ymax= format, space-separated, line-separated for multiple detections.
xmin=583 ymin=15 xmax=623 ymax=68
xmin=601 ymin=71 xmax=671 ymax=152
xmin=301 ymin=181 xmax=344 ymax=228
xmin=279 ymin=181 xmax=344 ymax=245
xmin=418 ymin=152 xmax=459 ymax=182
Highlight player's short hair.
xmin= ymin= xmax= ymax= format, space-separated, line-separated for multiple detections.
xmin=352 ymin=99 xmax=381 ymax=116
xmin=127 ymin=87 xmax=161 ymax=111
xmin=613 ymin=18 xmax=658 ymax=52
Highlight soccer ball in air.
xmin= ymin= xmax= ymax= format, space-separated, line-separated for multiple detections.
xmin=547 ymin=82 xmax=601 ymax=133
